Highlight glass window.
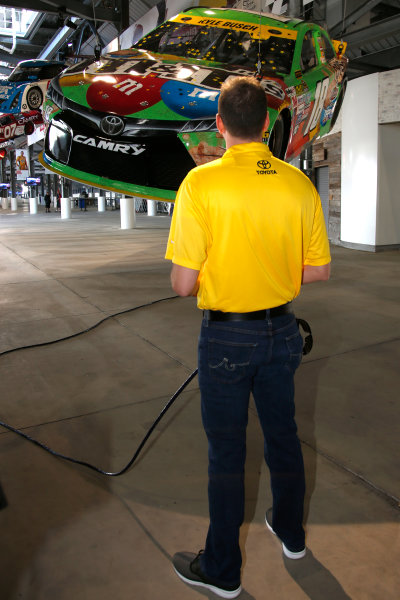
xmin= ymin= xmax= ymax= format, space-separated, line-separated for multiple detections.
xmin=136 ymin=22 xmax=295 ymax=74
xmin=0 ymin=114 xmax=12 ymax=125
xmin=37 ymin=64 xmax=64 ymax=79
xmin=300 ymin=31 xmax=317 ymax=72
xmin=8 ymin=63 xmax=62 ymax=83
xmin=317 ymin=32 xmax=336 ymax=62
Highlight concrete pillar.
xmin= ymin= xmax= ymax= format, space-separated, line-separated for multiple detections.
xmin=98 ymin=196 xmax=106 ymax=212
xmin=29 ymin=197 xmax=38 ymax=214
xmin=2 ymin=196 xmax=9 ymax=209
xmin=10 ymin=197 xmax=17 ymax=211
xmin=120 ymin=195 xmax=136 ymax=229
xmin=147 ymin=199 xmax=156 ymax=216
xmin=9 ymin=150 xmax=16 ymax=199
xmin=70 ymin=197 xmax=74 ymax=210
xmin=61 ymin=197 xmax=71 ymax=219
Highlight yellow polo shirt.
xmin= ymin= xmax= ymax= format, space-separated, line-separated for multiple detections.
xmin=165 ymin=142 xmax=330 ymax=312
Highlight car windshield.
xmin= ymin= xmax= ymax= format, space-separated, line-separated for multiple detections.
xmin=136 ymin=21 xmax=295 ymax=74
xmin=0 ymin=115 xmax=12 ymax=125
xmin=8 ymin=64 xmax=62 ymax=83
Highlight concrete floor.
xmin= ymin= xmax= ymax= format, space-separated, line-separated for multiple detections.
xmin=0 ymin=204 xmax=399 ymax=600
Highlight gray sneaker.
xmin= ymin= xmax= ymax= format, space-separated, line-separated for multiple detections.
xmin=265 ymin=510 xmax=306 ymax=559
xmin=172 ymin=550 xmax=242 ymax=598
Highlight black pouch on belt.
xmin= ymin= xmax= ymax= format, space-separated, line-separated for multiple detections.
xmin=296 ymin=318 xmax=313 ymax=355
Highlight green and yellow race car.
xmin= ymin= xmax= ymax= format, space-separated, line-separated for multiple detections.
xmin=41 ymin=6 xmax=347 ymax=201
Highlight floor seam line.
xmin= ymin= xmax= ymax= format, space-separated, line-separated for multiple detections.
xmin=303 ymin=335 xmax=400 ymax=363
xmin=300 ymin=438 xmax=400 ymax=508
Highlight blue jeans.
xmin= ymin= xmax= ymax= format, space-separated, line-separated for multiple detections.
xmin=198 ymin=313 xmax=305 ymax=585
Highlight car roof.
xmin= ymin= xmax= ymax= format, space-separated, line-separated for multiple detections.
xmin=180 ymin=6 xmax=304 ymax=29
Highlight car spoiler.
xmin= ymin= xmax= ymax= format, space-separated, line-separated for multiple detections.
xmin=332 ymin=39 xmax=347 ymax=57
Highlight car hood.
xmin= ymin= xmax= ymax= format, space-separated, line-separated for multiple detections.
xmin=56 ymin=49 xmax=287 ymax=120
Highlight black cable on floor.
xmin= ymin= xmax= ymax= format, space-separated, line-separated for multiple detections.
xmin=0 ymin=295 xmax=179 ymax=357
xmin=0 ymin=294 xmax=199 ymax=476
xmin=0 ymin=368 xmax=198 ymax=477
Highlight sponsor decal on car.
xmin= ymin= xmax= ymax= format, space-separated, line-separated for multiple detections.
xmin=73 ymin=134 xmax=146 ymax=155
xmin=172 ymin=13 xmax=297 ymax=40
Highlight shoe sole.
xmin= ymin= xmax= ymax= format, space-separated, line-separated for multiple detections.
xmin=265 ymin=515 xmax=306 ymax=560
xmin=173 ymin=566 xmax=242 ymax=598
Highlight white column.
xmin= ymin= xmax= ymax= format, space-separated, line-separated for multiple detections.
xmin=120 ymin=195 xmax=136 ymax=229
xmin=98 ymin=196 xmax=106 ymax=212
xmin=341 ymin=74 xmax=378 ymax=247
xmin=29 ymin=197 xmax=38 ymax=214
xmin=70 ymin=197 xmax=74 ymax=209
xmin=2 ymin=196 xmax=9 ymax=209
xmin=147 ymin=199 xmax=157 ymax=216
xmin=341 ymin=71 xmax=400 ymax=249
xmin=10 ymin=197 xmax=17 ymax=211
xmin=61 ymin=197 xmax=71 ymax=219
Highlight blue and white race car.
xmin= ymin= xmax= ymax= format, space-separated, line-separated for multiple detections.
xmin=0 ymin=60 xmax=65 ymax=114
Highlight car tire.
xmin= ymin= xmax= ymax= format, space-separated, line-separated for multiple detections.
xmin=26 ymin=87 xmax=43 ymax=110
xmin=268 ymin=112 xmax=287 ymax=160
xmin=24 ymin=122 xmax=34 ymax=135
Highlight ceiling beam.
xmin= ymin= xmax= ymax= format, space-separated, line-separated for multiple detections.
xmin=342 ymin=13 xmax=400 ymax=46
xmin=0 ymin=37 xmax=43 ymax=52
xmin=0 ymin=1 xmax=120 ymax=24
xmin=350 ymin=45 xmax=400 ymax=69
xmin=330 ymin=0 xmax=383 ymax=36
xmin=0 ymin=50 xmax=29 ymax=64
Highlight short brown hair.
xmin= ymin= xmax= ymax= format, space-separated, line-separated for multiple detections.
xmin=218 ymin=76 xmax=268 ymax=139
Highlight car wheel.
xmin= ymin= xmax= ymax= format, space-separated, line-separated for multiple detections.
xmin=268 ymin=113 xmax=287 ymax=160
xmin=26 ymin=87 xmax=43 ymax=110
xmin=24 ymin=122 xmax=34 ymax=135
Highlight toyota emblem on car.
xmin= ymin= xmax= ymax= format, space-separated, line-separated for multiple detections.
xmin=100 ymin=115 xmax=124 ymax=136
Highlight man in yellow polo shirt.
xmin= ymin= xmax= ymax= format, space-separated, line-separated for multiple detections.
xmin=166 ymin=76 xmax=330 ymax=598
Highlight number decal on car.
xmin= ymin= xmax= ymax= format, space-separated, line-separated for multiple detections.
xmin=304 ymin=77 xmax=330 ymax=134
xmin=3 ymin=123 xmax=16 ymax=139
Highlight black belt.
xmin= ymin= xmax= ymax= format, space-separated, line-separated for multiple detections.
xmin=203 ymin=302 xmax=292 ymax=321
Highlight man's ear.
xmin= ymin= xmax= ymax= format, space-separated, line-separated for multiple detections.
xmin=263 ymin=112 xmax=270 ymax=133
xmin=216 ymin=113 xmax=226 ymax=135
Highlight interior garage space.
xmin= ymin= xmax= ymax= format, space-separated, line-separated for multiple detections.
xmin=0 ymin=1 xmax=399 ymax=599
xmin=1 ymin=208 xmax=399 ymax=600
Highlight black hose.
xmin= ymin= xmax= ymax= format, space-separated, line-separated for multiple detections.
xmin=0 ymin=298 xmax=313 ymax=476
xmin=0 ymin=368 xmax=198 ymax=477
xmin=0 ymin=295 xmax=179 ymax=358
xmin=0 ymin=295 xmax=198 ymax=476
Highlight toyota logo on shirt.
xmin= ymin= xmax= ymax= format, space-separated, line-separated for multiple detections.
xmin=257 ymin=160 xmax=271 ymax=170
xmin=100 ymin=115 xmax=125 ymax=136
xmin=256 ymin=159 xmax=277 ymax=175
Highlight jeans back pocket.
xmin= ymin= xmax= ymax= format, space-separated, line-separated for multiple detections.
xmin=208 ymin=338 xmax=257 ymax=384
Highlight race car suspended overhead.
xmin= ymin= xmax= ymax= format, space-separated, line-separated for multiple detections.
xmin=41 ymin=6 xmax=347 ymax=201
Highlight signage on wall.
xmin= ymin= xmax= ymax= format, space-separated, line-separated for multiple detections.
xmin=16 ymin=148 xmax=29 ymax=180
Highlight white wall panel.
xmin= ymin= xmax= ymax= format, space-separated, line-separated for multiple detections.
xmin=379 ymin=69 xmax=400 ymax=124
xmin=341 ymin=73 xmax=379 ymax=246
xmin=376 ymin=123 xmax=400 ymax=245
